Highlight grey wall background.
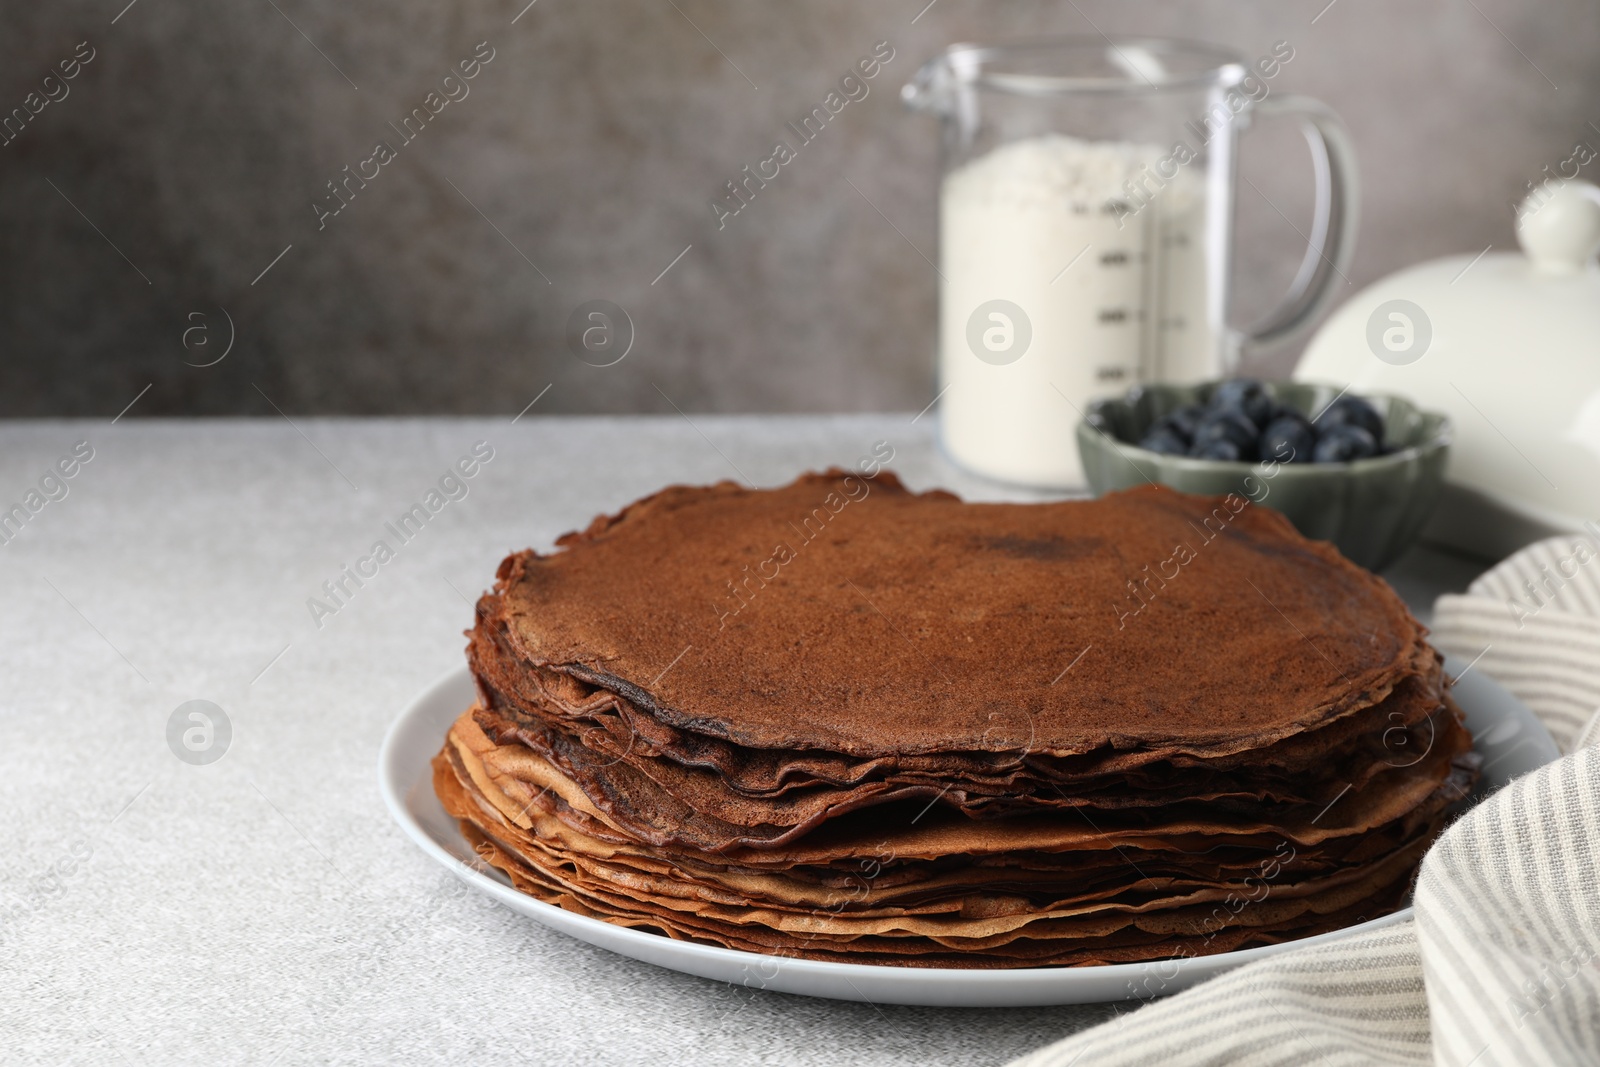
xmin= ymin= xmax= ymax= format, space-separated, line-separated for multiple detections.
xmin=0 ymin=0 xmax=1594 ymax=417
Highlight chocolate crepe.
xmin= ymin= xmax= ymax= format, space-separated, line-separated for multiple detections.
xmin=434 ymin=472 xmax=1480 ymax=967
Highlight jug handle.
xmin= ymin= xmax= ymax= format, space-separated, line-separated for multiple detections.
xmin=1232 ymin=95 xmax=1360 ymax=361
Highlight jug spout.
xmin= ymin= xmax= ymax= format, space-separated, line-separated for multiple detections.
xmin=901 ymin=52 xmax=963 ymax=116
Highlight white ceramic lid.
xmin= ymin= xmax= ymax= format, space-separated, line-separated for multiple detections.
xmin=1294 ymin=181 xmax=1600 ymax=559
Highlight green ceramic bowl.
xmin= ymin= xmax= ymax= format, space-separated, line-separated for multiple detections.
xmin=1077 ymin=381 xmax=1451 ymax=573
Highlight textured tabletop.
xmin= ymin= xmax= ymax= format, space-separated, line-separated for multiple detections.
xmin=0 ymin=415 xmax=1482 ymax=1065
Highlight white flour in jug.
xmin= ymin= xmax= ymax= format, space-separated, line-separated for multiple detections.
xmin=938 ymin=134 xmax=1212 ymax=488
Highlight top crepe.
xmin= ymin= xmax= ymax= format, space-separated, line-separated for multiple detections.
xmin=487 ymin=471 xmax=1433 ymax=758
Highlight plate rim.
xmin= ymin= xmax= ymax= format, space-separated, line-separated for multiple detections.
xmin=377 ymin=654 xmax=1558 ymax=1006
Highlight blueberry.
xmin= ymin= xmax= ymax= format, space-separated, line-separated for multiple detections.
xmin=1190 ymin=438 xmax=1243 ymax=461
xmin=1152 ymin=403 xmax=1205 ymax=444
xmin=1263 ymin=401 xmax=1303 ymax=426
xmin=1138 ymin=427 xmax=1190 ymax=455
xmin=1314 ymin=396 xmax=1385 ymax=444
xmin=1260 ymin=414 xmax=1315 ymax=463
xmin=1192 ymin=411 xmax=1259 ymax=460
xmin=1272 ymin=406 xmax=1313 ymax=432
xmin=1312 ymin=423 xmax=1379 ymax=463
xmin=1208 ymin=379 xmax=1276 ymax=429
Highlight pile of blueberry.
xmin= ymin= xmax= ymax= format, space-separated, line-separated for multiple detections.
xmin=1136 ymin=380 xmax=1387 ymax=463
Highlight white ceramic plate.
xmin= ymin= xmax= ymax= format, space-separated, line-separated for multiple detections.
xmin=378 ymin=653 xmax=1558 ymax=1006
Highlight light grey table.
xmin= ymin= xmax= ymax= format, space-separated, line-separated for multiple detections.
xmin=0 ymin=416 xmax=1489 ymax=1066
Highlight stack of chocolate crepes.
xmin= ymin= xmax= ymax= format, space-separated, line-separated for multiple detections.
xmin=434 ymin=472 xmax=1479 ymax=968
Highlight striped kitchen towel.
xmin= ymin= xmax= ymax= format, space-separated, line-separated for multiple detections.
xmin=1009 ymin=533 xmax=1600 ymax=1067
xmin=1431 ymin=532 xmax=1600 ymax=752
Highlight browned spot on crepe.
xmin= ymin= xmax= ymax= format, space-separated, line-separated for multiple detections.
xmin=434 ymin=472 xmax=1480 ymax=967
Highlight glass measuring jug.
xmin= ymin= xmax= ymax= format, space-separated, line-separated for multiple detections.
xmin=903 ymin=37 xmax=1358 ymax=488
